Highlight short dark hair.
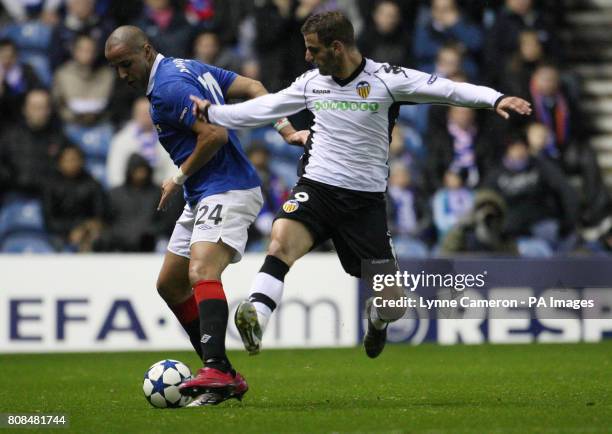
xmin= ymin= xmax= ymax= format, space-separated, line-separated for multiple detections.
xmin=301 ymin=11 xmax=355 ymax=47
xmin=0 ymin=38 xmax=17 ymax=50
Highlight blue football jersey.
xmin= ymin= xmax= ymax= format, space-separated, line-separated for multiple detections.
xmin=147 ymin=55 xmax=260 ymax=205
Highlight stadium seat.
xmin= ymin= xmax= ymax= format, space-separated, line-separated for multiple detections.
xmin=1 ymin=21 xmax=53 ymax=86
xmin=85 ymin=158 xmax=108 ymax=187
xmin=249 ymin=127 xmax=304 ymax=160
xmin=1 ymin=22 xmax=52 ymax=51
xmin=1 ymin=232 xmax=54 ymax=253
xmin=64 ymin=122 xmax=115 ymax=161
xmin=0 ymin=195 xmax=45 ymax=237
xmin=20 ymin=51 xmax=52 ymax=86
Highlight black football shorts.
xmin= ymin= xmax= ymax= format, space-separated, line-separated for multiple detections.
xmin=275 ymin=177 xmax=396 ymax=277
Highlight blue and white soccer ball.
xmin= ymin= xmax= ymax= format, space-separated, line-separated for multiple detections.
xmin=143 ymin=359 xmax=193 ymax=408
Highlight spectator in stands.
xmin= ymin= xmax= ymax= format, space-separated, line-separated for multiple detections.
xmin=413 ymin=0 xmax=483 ymax=79
xmin=185 ymin=0 xmax=250 ymax=47
xmin=43 ymin=145 xmax=107 ymax=252
xmin=134 ymin=0 xmax=194 ymax=59
xmin=387 ymin=161 xmax=430 ymax=257
xmin=96 ymin=154 xmax=163 ymax=252
xmin=398 ymin=52 xmax=468 ymax=137
xmin=529 ymin=62 xmax=612 ymax=227
xmin=185 ymin=0 xmax=215 ymax=27
xmin=432 ymin=168 xmax=474 ymax=240
xmin=246 ymin=143 xmax=289 ymax=251
xmin=106 ymin=97 xmax=175 ymax=188
xmin=441 ymin=189 xmax=519 ymax=255
xmin=483 ymin=134 xmax=579 ymax=249
xmin=484 ymin=0 xmax=559 ymax=86
xmin=0 ymin=89 xmax=66 ymax=197
xmin=388 ymin=122 xmax=424 ymax=177
xmin=358 ymin=0 xmax=411 ymax=67
xmin=500 ymin=30 xmax=544 ymax=98
xmin=52 ymin=33 xmax=115 ymax=125
xmin=525 ymin=121 xmax=551 ymax=156
xmin=294 ymin=0 xmax=363 ymax=36
xmin=251 ymin=0 xmax=303 ymax=91
xmin=434 ymin=42 xmax=465 ymax=79
xmin=358 ymin=0 xmax=418 ymax=35
xmin=425 ymin=106 xmax=494 ymax=193
xmin=191 ymin=30 xmax=241 ymax=73
xmin=0 ymin=38 xmax=42 ymax=129
xmin=49 ymin=0 xmax=114 ymax=70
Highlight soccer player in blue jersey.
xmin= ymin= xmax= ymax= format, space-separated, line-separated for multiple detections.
xmin=105 ymin=26 xmax=307 ymax=406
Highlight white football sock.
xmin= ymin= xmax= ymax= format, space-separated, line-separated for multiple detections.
xmin=369 ymin=305 xmax=388 ymax=330
xmin=249 ymin=272 xmax=284 ymax=334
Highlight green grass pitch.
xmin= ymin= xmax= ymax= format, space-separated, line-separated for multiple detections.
xmin=1 ymin=342 xmax=611 ymax=433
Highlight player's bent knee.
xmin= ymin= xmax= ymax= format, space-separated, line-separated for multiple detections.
xmin=156 ymin=278 xmax=189 ymax=305
xmin=267 ymin=238 xmax=296 ymax=267
xmin=267 ymin=219 xmax=313 ymax=266
xmin=188 ymin=261 xmax=223 ymax=285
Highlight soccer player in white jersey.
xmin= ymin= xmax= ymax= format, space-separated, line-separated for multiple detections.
xmin=191 ymin=11 xmax=532 ymax=358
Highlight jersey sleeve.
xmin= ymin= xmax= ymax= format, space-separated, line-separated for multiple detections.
xmin=382 ymin=66 xmax=502 ymax=108
xmin=207 ymin=71 xmax=312 ymax=129
xmin=155 ymin=80 xmax=205 ymax=130
xmin=204 ymin=64 xmax=237 ymax=95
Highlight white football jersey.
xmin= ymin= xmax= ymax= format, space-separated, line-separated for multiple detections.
xmin=208 ymin=58 xmax=503 ymax=192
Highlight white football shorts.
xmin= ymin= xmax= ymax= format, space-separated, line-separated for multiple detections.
xmin=167 ymin=187 xmax=263 ymax=262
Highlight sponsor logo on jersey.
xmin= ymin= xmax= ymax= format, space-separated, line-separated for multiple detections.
xmin=282 ymin=199 xmax=300 ymax=213
xmin=427 ymin=74 xmax=438 ymax=85
xmin=313 ymin=88 xmax=331 ymax=94
xmin=312 ymin=100 xmax=379 ymax=112
xmin=356 ymin=81 xmax=371 ymax=99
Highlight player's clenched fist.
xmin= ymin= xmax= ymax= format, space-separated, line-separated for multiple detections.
xmin=190 ymin=95 xmax=211 ymax=122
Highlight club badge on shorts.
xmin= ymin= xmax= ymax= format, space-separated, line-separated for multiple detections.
xmin=282 ymin=199 xmax=299 ymax=213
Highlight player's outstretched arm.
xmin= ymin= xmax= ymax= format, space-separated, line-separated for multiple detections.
xmin=224 ymin=76 xmax=308 ymax=145
xmin=190 ymin=93 xmax=310 ymax=147
xmin=157 ymin=119 xmax=228 ymax=210
xmin=390 ymin=68 xmax=532 ymax=119
xmin=189 ymin=81 xmax=307 ymax=130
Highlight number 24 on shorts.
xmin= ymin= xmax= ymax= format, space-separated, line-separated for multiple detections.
xmin=196 ymin=204 xmax=223 ymax=226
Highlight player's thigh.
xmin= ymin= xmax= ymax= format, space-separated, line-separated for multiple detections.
xmin=157 ymin=250 xmax=191 ymax=304
xmin=166 ymin=201 xmax=195 ymax=260
xmin=268 ymin=218 xmax=315 ymax=266
xmin=332 ymin=201 xmax=397 ymax=278
xmin=189 ymin=240 xmax=235 ymax=283
xmin=272 ymin=181 xmax=336 ymax=265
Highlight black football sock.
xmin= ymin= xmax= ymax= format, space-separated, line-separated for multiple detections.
xmin=193 ymin=279 xmax=232 ymax=373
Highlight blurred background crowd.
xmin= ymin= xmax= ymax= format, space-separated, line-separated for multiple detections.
xmin=0 ymin=0 xmax=611 ymax=257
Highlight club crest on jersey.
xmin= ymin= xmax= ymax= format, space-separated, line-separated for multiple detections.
xmin=282 ymin=199 xmax=299 ymax=213
xmin=356 ymin=81 xmax=371 ymax=99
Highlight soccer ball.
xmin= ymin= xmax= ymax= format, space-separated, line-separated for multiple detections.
xmin=142 ymin=359 xmax=192 ymax=408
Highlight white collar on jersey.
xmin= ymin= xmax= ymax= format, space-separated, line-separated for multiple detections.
xmin=146 ymin=53 xmax=165 ymax=96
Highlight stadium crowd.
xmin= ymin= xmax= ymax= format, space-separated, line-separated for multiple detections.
xmin=0 ymin=0 xmax=611 ymax=256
